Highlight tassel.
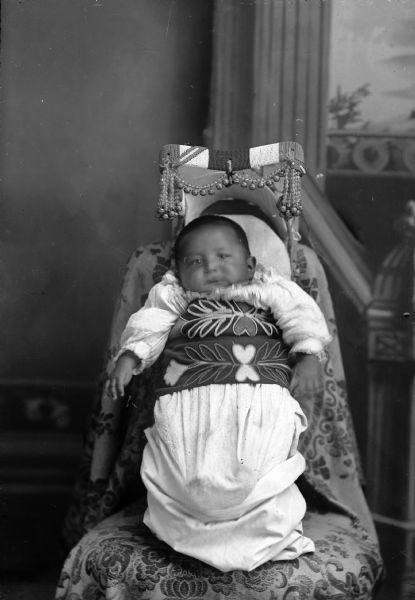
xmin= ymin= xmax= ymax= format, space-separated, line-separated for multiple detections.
xmin=157 ymin=156 xmax=184 ymax=219
xmin=277 ymin=161 xmax=304 ymax=279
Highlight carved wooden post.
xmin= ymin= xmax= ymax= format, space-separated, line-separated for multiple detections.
xmin=366 ymin=200 xmax=415 ymax=597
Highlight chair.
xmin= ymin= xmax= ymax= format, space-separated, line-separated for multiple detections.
xmin=55 ymin=143 xmax=384 ymax=599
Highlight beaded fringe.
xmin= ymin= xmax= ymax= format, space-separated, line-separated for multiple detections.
xmin=157 ymin=156 xmax=305 ymax=221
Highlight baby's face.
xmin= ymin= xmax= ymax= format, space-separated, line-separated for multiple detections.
xmin=177 ymin=226 xmax=255 ymax=293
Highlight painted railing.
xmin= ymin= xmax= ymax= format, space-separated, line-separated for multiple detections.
xmin=327 ymin=130 xmax=415 ymax=177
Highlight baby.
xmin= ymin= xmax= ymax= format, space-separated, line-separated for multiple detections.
xmin=106 ymin=215 xmax=331 ymax=572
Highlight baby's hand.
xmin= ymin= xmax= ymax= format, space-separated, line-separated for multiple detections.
xmin=291 ymin=354 xmax=324 ymax=397
xmin=105 ymin=352 xmax=139 ymax=401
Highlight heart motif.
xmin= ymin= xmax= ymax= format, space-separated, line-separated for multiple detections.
xmin=232 ymin=344 xmax=256 ymax=365
xmin=235 ymin=364 xmax=260 ymax=382
xmin=234 ymin=315 xmax=257 ymax=336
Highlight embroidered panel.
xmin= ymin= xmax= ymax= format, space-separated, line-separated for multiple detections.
xmin=170 ymin=299 xmax=280 ymax=340
xmin=156 ymin=299 xmax=292 ymax=395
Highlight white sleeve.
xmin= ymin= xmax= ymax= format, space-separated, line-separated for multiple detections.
xmin=262 ymin=276 xmax=332 ymax=355
xmin=115 ymin=271 xmax=189 ymax=374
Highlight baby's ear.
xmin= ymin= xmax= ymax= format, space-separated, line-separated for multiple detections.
xmin=247 ymin=255 xmax=256 ymax=278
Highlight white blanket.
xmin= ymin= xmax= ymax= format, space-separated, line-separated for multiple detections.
xmin=141 ymin=383 xmax=315 ymax=572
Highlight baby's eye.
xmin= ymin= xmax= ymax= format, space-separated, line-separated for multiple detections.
xmin=185 ymin=257 xmax=202 ymax=266
xmin=219 ymin=253 xmax=231 ymax=260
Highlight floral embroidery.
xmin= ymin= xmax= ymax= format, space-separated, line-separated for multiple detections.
xmin=158 ymin=299 xmax=291 ymax=391
xmin=161 ymin=340 xmax=291 ymax=389
xmin=180 ymin=299 xmax=279 ymax=339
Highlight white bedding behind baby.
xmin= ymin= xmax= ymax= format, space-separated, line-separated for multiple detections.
xmin=184 ymin=195 xmax=292 ymax=278
xmin=224 ymin=214 xmax=291 ymax=278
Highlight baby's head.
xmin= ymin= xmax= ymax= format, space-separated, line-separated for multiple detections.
xmin=174 ymin=215 xmax=256 ymax=292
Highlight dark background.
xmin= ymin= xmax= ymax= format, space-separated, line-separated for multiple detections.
xmin=1 ymin=0 xmax=212 ymax=382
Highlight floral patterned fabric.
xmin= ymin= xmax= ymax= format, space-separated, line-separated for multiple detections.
xmin=57 ymin=240 xmax=383 ymax=599
xmin=56 ymin=502 xmax=383 ymax=600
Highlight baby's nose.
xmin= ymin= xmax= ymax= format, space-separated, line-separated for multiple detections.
xmin=205 ymin=257 xmax=219 ymax=272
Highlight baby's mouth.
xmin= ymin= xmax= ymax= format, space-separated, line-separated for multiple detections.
xmin=206 ymin=279 xmax=227 ymax=286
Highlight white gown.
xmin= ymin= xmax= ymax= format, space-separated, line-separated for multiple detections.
xmin=116 ymin=266 xmax=331 ymax=572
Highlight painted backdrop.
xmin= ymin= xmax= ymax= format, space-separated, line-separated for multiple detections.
xmin=1 ymin=0 xmax=212 ymax=383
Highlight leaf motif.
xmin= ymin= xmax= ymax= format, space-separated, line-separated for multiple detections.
xmin=196 ymin=366 xmax=218 ymax=385
xmin=258 ymin=319 xmax=278 ymax=337
xmin=205 ymin=298 xmax=222 ymax=311
xmin=185 ymin=322 xmax=205 ymax=338
xmin=212 ymin=364 xmax=234 ymax=382
xmin=215 ymin=315 xmax=236 ymax=336
xmin=188 ymin=298 xmax=222 ymax=315
xmin=258 ymin=365 xmax=291 ymax=385
xmin=185 ymin=346 xmax=206 ymax=362
xmin=257 ymin=365 xmax=276 ymax=382
xmin=256 ymin=341 xmax=287 ymax=361
xmin=198 ymin=344 xmax=223 ymax=362
xmin=185 ymin=314 xmax=227 ymax=339
xmin=184 ymin=365 xmax=217 ymax=386
xmin=213 ymin=343 xmax=234 ymax=363
xmin=256 ymin=341 xmax=272 ymax=361
xmin=183 ymin=342 xmax=235 ymax=366
xmin=183 ymin=363 xmax=235 ymax=387
xmin=196 ymin=318 xmax=217 ymax=337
